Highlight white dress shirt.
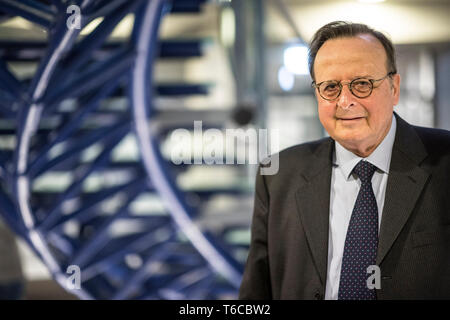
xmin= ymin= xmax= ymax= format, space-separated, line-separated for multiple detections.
xmin=325 ymin=115 xmax=397 ymax=300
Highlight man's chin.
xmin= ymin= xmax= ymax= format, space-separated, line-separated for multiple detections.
xmin=332 ymin=134 xmax=375 ymax=155
xmin=333 ymin=130 xmax=367 ymax=146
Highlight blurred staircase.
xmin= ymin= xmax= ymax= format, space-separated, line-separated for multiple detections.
xmin=0 ymin=0 xmax=252 ymax=299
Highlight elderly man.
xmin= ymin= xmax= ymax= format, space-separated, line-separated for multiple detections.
xmin=239 ymin=21 xmax=450 ymax=300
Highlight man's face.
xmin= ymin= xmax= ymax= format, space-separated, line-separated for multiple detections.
xmin=313 ymin=34 xmax=401 ymax=157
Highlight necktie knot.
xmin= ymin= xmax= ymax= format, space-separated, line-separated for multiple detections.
xmin=353 ymin=160 xmax=377 ymax=184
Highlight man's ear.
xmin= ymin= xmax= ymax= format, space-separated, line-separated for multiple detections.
xmin=391 ymin=73 xmax=401 ymax=106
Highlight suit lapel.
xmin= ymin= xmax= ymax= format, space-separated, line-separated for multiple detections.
xmin=295 ymin=138 xmax=334 ymax=286
xmin=376 ymin=114 xmax=430 ymax=265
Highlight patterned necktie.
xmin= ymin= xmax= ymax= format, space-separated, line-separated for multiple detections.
xmin=338 ymin=160 xmax=378 ymax=300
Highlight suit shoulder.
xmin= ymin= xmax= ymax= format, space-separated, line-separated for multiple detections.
xmin=260 ymin=137 xmax=331 ymax=174
xmin=278 ymin=137 xmax=329 ymax=158
xmin=413 ymin=125 xmax=450 ymax=156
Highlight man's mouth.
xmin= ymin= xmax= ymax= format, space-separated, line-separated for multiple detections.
xmin=338 ymin=116 xmax=365 ymax=121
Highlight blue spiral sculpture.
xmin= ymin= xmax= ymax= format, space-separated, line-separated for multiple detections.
xmin=0 ymin=0 xmax=245 ymax=299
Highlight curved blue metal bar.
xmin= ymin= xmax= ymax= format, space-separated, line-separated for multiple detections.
xmin=130 ymin=0 xmax=243 ymax=288
xmin=11 ymin=5 xmax=87 ymax=294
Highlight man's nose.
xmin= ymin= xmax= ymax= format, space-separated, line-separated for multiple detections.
xmin=337 ymin=84 xmax=356 ymax=109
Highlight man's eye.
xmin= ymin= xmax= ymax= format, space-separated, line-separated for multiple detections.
xmin=324 ymin=83 xmax=339 ymax=91
xmin=352 ymin=80 xmax=371 ymax=91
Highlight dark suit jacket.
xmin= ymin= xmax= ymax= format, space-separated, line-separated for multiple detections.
xmin=239 ymin=113 xmax=450 ymax=299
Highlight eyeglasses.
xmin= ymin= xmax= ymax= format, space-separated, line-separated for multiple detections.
xmin=312 ymin=72 xmax=395 ymax=101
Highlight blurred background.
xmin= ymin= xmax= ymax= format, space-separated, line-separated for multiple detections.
xmin=0 ymin=0 xmax=449 ymax=299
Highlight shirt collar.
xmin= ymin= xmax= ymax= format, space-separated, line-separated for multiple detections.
xmin=333 ymin=114 xmax=397 ymax=180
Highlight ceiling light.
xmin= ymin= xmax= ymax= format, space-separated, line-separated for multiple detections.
xmin=283 ymin=45 xmax=309 ymax=75
xmin=220 ymin=7 xmax=235 ymax=47
xmin=278 ymin=66 xmax=295 ymax=91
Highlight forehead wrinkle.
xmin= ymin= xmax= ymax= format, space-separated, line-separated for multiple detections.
xmin=315 ymin=60 xmax=380 ymax=82
xmin=314 ymin=37 xmax=388 ymax=82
